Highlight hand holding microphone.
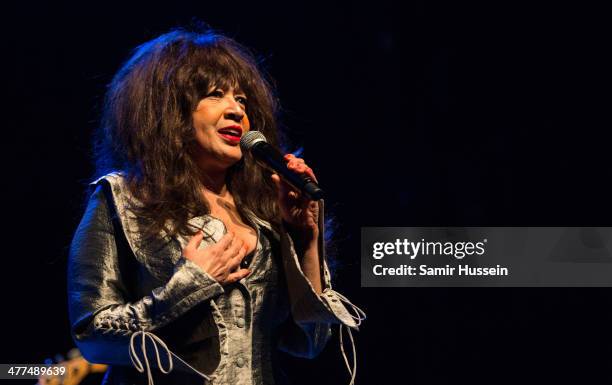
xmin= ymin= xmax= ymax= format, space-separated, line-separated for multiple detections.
xmin=240 ymin=131 xmax=324 ymax=201
xmin=240 ymin=131 xmax=323 ymax=236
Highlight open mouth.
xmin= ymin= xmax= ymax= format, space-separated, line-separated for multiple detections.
xmin=217 ymin=126 xmax=242 ymax=143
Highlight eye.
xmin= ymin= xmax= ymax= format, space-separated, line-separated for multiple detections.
xmin=206 ymin=89 xmax=224 ymax=98
xmin=235 ymin=95 xmax=248 ymax=107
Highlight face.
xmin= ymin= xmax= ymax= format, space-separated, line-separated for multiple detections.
xmin=191 ymin=85 xmax=251 ymax=172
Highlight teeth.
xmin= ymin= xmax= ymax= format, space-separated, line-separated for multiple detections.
xmin=220 ymin=129 xmax=240 ymax=137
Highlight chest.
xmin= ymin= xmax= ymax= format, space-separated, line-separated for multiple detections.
xmin=208 ymin=203 xmax=258 ymax=255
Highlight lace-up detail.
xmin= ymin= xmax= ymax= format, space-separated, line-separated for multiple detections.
xmin=95 ymin=316 xmax=139 ymax=336
xmin=95 ymin=315 xmax=211 ymax=385
xmin=334 ymin=291 xmax=367 ymax=385
xmin=128 ymin=329 xmax=211 ymax=385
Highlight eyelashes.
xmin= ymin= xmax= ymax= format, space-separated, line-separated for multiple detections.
xmin=207 ymin=89 xmax=224 ymax=97
xmin=206 ymin=89 xmax=247 ymax=107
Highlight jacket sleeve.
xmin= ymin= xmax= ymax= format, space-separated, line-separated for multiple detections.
xmin=277 ymin=200 xmax=363 ymax=358
xmin=67 ymin=184 xmax=224 ymax=365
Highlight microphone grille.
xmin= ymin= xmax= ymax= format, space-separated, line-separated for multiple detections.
xmin=240 ymin=131 xmax=267 ymax=152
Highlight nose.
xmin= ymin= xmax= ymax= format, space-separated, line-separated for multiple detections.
xmin=224 ymin=99 xmax=245 ymax=123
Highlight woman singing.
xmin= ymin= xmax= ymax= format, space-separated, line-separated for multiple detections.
xmin=68 ymin=27 xmax=364 ymax=385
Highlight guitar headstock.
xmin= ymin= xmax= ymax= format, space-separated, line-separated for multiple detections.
xmin=37 ymin=349 xmax=107 ymax=385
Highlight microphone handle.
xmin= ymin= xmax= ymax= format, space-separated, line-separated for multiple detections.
xmin=251 ymin=142 xmax=324 ymax=201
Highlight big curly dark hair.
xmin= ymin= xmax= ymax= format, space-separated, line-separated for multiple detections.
xmin=93 ymin=27 xmax=283 ymax=240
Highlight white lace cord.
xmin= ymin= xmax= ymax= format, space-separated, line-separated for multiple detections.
xmin=333 ymin=291 xmax=366 ymax=385
xmin=129 ymin=330 xmax=210 ymax=385
xmin=339 ymin=325 xmax=357 ymax=385
xmin=333 ymin=291 xmax=367 ymax=327
xmin=129 ymin=330 xmax=172 ymax=385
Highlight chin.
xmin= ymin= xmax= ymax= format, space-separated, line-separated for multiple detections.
xmin=222 ymin=152 xmax=243 ymax=167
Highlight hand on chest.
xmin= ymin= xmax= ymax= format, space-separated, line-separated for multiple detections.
xmin=208 ymin=195 xmax=258 ymax=255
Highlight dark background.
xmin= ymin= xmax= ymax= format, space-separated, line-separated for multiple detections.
xmin=4 ymin=0 xmax=612 ymax=384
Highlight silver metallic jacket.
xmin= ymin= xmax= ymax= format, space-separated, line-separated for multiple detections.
xmin=68 ymin=173 xmax=362 ymax=385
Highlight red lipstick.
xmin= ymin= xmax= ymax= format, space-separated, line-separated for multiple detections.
xmin=217 ymin=125 xmax=243 ymax=144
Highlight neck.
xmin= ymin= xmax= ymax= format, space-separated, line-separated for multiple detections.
xmin=199 ymin=168 xmax=229 ymax=197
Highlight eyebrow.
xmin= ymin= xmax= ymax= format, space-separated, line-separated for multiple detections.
xmin=208 ymin=83 xmax=246 ymax=96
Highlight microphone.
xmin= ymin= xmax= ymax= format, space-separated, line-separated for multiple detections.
xmin=240 ymin=131 xmax=324 ymax=201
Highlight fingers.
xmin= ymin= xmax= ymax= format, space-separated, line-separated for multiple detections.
xmin=225 ymin=235 xmax=244 ymax=261
xmin=271 ymin=173 xmax=281 ymax=189
xmin=186 ymin=231 xmax=254 ymax=285
xmin=226 ymin=268 xmax=251 ymax=284
xmin=228 ymin=245 xmax=248 ymax=271
xmin=271 ymin=173 xmax=292 ymax=199
xmin=223 ymin=242 xmax=250 ymax=284
xmin=186 ymin=229 xmax=205 ymax=250
xmin=284 ymin=154 xmax=318 ymax=183
xmin=271 ymin=173 xmax=301 ymax=202
xmin=215 ymin=231 xmax=235 ymax=250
